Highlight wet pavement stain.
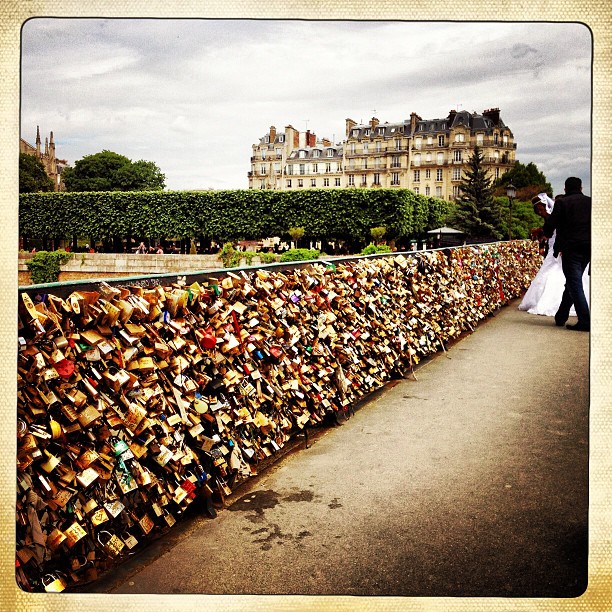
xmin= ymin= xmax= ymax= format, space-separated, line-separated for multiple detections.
xmin=328 ymin=498 xmax=342 ymax=509
xmin=283 ymin=490 xmax=315 ymax=503
xmin=229 ymin=489 xmax=281 ymax=512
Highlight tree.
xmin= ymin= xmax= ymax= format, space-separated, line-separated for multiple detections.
xmin=62 ymin=150 xmax=165 ymax=192
xmin=493 ymin=161 xmax=552 ymax=200
xmin=19 ymin=153 xmax=54 ymax=193
xmin=449 ymin=145 xmax=503 ymax=242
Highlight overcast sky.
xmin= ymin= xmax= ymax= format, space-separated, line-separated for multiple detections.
xmin=20 ymin=19 xmax=592 ymax=196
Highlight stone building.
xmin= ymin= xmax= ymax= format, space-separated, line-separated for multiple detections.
xmin=20 ymin=126 xmax=68 ymax=191
xmin=249 ymin=109 xmax=516 ymax=199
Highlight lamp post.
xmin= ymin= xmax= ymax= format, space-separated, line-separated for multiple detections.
xmin=506 ymin=182 xmax=516 ymax=240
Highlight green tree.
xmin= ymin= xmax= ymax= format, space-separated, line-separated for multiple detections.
xmin=449 ymin=145 xmax=503 ymax=242
xmin=62 ymin=150 xmax=165 ymax=192
xmin=493 ymin=161 xmax=552 ymax=200
xmin=19 ymin=153 xmax=54 ymax=193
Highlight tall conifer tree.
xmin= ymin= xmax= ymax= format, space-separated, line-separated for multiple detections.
xmin=450 ymin=145 xmax=503 ymax=241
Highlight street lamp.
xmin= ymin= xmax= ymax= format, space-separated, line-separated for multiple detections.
xmin=506 ymin=182 xmax=516 ymax=240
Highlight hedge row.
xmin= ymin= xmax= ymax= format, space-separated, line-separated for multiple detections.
xmin=19 ymin=189 xmax=453 ymax=242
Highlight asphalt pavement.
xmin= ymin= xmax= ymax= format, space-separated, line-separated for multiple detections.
xmin=89 ymin=300 xmax=590 ymax=598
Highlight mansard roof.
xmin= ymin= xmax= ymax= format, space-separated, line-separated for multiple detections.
xmin=348 ymin=122 xmax=407 ymax=140
xmin=288 ymin=145 xmax=343 ymax=160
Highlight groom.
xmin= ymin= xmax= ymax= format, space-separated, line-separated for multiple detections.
xmin=543 ymin=177 xmax=591 ymax=332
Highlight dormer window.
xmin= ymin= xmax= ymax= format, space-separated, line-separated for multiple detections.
xmin=278 ymin=135 xmax=285 ymax=142
xmin=299 ymin=150 xmax=306 ymax=159
xmin=327 ymin=148 xmax=335 ymax=157
xmin=352 ymin=129 xmax=359 ymax=137
xmin=379 ymin=127 xmax=386 ymax=135
xmin=364 ymin=128 xmax=370 ymax=136
xmin=313 ymin=149 xmax=321 ymax=158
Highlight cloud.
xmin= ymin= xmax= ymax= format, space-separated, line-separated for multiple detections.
xmin=20 ymin=19 xmax=592 ymax=195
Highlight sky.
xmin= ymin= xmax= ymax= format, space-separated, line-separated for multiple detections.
xmin=20 ymin=19 xmax=592 ymax=196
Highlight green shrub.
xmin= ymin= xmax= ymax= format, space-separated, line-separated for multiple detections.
xmin=361 ymin=243 xmax=392 ymax=255
xmin=218 ymin=242 xmax=241 ymax=268
xmin=370 ymin=226 xmax=387 ymax=243
xmin=279 ymin=248 xmax=320 ymax=262
xmin=260 ymin=252 xmax=279 ymax=264
xmin=25 ymin=250 xmax=73 ymax=284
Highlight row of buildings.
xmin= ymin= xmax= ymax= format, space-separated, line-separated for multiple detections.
xmin=20 ymin=126 xmax=67 ymax=191
xmin=248 ymin=108 xmax=516 ymax=199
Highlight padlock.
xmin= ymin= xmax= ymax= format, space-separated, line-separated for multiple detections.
xmin=42 ymin=572 xmax=68 ymax=593
xmin=121 ymin=531 xmax=139 ymax=549
xmin=97 ymin=530 xmax=125 ymax=558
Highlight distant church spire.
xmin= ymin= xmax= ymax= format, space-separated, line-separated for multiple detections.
xmin=36 ymin=125 xmax=41 ymax=157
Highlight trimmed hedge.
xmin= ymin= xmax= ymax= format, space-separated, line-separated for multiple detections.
xmin=19 ymin=189 xmax=453 ymax=244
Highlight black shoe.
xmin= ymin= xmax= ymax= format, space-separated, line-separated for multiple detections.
xmin=566 ymin=323 xmax=590 ymax=332
xmin=554 ymin=318 xmax=566 ymax=327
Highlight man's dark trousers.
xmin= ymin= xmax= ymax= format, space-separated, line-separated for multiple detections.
xmin=561 ymin=250 xmax=590 ymax=327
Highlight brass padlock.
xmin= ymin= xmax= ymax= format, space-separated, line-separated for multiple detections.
xmin=42 ymin=572 xmax=67 ymax=593
xmin=97 ymin=530 xmax=125 ymax=557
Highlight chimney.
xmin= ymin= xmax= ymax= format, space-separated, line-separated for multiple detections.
xmin=410 ymin=112 xmax=422 ymax=135
xmin=346 ymin=118 xmax=357 ymax=137
xmin=306 ymin=130 xmax=316 ymax=147
xmin=322 ymin=138 xmax=331 ymax=147
xmin=269 ymin=125 xmax=277 ymax=142
xmin=447 ymin=109 xmax=457 ymax=127
xmin=370 ymin=117 xmax=379 ymax=129
xmin=483 ymin=107 xmax=501 ymax=125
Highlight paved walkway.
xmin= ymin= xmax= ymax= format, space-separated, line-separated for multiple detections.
xmin=90 ymin=301 xmax=589 ymax=598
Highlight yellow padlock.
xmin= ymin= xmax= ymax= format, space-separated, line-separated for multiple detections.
xmin=42 ymin=572 xmax=67 ymax=593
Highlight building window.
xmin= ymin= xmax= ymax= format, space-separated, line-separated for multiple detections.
xmin=299 ymin=150 xmax=306 ymax=158
xmin=260 ymin=164 xmax=267 ymax=175
xmin=378 ymin=127 xmax=385 ymax=136
xmin=414 ymin=170 xmax=420 ymax=182
xmin=453 ymin=150 xmax=462 ymax=162
xmin=278 ymin=135 xmax=285 ymax=142
xmin=425 ymin=186 xmax=430 ymax=195
xmin=352 ymin=129 xmax=359 ymax=137
xmin=436 ymin=186 xmax=442 ymax=197
xmin=438 ymin=135 xmax=445 ymax=146
xmin=427 ymin=136 xmax=433 ymax=146
xmin=454 ymin=133 xmax=465 ymax=142
xmin=495 ymin=168 xmax=500 ymax=179
xmin=348 ymin=174 xmax=355 ymax=186
xmin=364 ymin=158 xmax=368 ymax=169
xmin=412 ymin=154 xmax=419 ymax=167
xmin=376 ymin=141 xmax=382 ymax=153
xmin=299 ymin=164 xmax=305 ymax=175
xmin=503 ymin=135 xmax=508 ymax=145
xmin=350 ymin=143 xmax=356 ymax=154
xmin=453 ymin=185 xmax=461 ymax=197
xmin=312 ymin=163 xmax=318 ymax=173
xmin=326 ymin=163 xmax=332 ymax=173
xmin=391 ymin=172 xmax=400 ymax=185
xmin=436 ymin=169 xmax=443 ymax=181
xmin=286 ymin=179 xmax=292 ymax=188
xmin=426 ymin=153 xmax=432 ymax=163
xmin=437 ymin=152 xmax=444 ymax=165
xmin=298 ymin=179 xmax=304 ymax=188
xmin=261 ymin=149 xmax=267 ymax=159
xmin=334 ymin=178 xmax=340 ymax=186
xmin=395 ymin=138 xmax=402 ymax=150
xmin=274 ymin=163 xmax=281 ymax=174
xmin=453 ymin=168 xmax=461 ymax=180
xmin=286 ymin=165 xmax=293 ymax=175
xmin=260 ymin=180 xmax=266 ymax=189
xmin=313 ymin=149 xmax=321 ymax=158
xmin=414 ymin=186 xmax=420 ymax=194
xmin=361 ymin=174 xmax=367 ymax=185
xmin=324 ymin=178 xmax=330 ymax=187
xmin=327 ymin=148 xmax=334 ymax=157
xmin=363 ymin=143 xmax=369 ymax=154
xmin=476 ymin=133 xmax=484 ymax=145
xmin=414 ymin=137 xmax=422 ymax=150
xmin=373 ymin=173 xmax=380 ymax=185
xmin=311 ymin=178 xmax=316 ymax=187
xmin=425 ymin=169 xmax=431 ymax=179
xmin=494 ymin=132 xmax=499 ymax=144
xmin=275 ymin=148 xmax=282 ymax=156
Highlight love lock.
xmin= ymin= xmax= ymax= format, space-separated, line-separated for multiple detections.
xmin=97 ymin=530 xmax=125 ymax=558
xmin=42 ymin=572 xmax=68 ymax=593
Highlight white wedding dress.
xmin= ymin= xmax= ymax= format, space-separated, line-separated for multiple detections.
xmin=519 ymin=231 xmax=590 ymax=317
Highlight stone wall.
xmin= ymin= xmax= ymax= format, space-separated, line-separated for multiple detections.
xmin=18 ymin=252 xmax=229 ymax=285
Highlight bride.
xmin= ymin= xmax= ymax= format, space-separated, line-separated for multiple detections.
xmin=518 ymin=192 xmax=590 ymax=321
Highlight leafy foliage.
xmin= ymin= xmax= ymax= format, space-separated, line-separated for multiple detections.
xmin=19 ymin=153 xmax=55 ymax=193
xmin=361 ymin=243 xmax=392 ymax=255
xmin=493 ymin=161 xmax=553 ymax=200
xmin=370 ymin=226 xmax=386 ymax=243
xmin=218 ymin=242 xmax=242 ymax=268
xmin=288 ymin=227 xmax=305 ymax=243
xmin=25 ymin=250 xmax=73 ymax=284
xmin=279 ymin=248 xmax=320 ymax=262
xmin=449 ymin=146 xmax=503 ymax=241
xmin=19 ymin=189 xmax=452 ymax=246
xmin=496 ymin=197 xmax=544 ymax=240
xmin=62 ymin=150 xmax=165 ymax=192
